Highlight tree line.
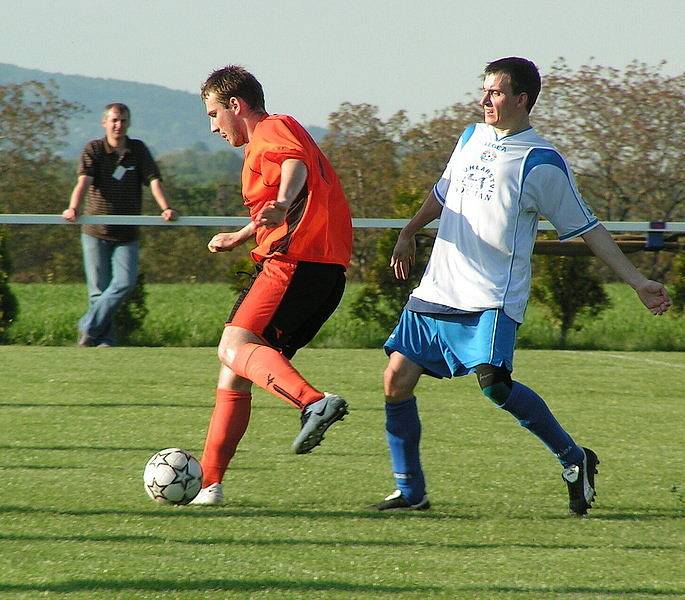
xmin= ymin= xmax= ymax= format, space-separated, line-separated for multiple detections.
xmin=1 ymin=60 xmax=684 ymax=344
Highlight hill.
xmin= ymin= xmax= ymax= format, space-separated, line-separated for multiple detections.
xmin=0 ymin=63 xmax=327 ymax=158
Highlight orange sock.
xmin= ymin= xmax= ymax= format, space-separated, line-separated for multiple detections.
xmin=232 ymin=343 xmax=324 ymax=409
xmin=200 ymin=388 xmax=251 ymax=486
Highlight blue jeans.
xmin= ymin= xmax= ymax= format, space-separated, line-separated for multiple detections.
xmin=78 ymin=233 xmax=139 ymax=345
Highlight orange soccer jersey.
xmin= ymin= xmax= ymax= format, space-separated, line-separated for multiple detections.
xmin=241 ymin=115 xmax=352 ymax=267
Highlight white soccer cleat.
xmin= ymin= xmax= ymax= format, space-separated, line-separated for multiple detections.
xmin=189 ymin=482 xmax=224 ymax=505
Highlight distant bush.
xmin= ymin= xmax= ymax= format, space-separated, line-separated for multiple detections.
xmin=0 ymin=229 xmax=18 ymax=342
xmin=532 ymin=254 xmax=610 ymax=348
xmin=350 ymin=230 xmax=433 ymax=332
xmin=671 ymin=252 xmax=685 ymax=314
xmin=114 ymin=272 xmax=148 ymax=345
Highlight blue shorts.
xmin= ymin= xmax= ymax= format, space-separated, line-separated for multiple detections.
xmin=384 ymin=308 xmax=517 ymax=378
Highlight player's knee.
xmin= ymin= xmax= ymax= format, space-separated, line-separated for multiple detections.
xmin=217 ymin=342 xmax=237 ymax=369
xmin=475 ymin=364 xmax=512 ymax=406
xmin=384 ymin=364 xmax=413 ymax=401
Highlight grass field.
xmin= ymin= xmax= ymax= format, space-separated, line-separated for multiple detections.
xmin=1 ymin=347 xmax=683 ymax=599
xmin=6 ymin=282 xmax=685 ymax=350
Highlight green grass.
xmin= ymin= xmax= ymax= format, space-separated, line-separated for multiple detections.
xmin=4 ymin=282 xmax=388 ymax=348
xmin=1 ymin=347 xmax=683 ymax=599
xmin=5 ymin=282 xmax=685 ymax=349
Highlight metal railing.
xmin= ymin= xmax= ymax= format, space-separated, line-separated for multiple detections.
xmin=1 ymin=214 xmax=684 ymax=233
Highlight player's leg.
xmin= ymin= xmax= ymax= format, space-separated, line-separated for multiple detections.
xmin=437 ymin=308 xmax=599 ymax=515
xmin=222 ymin=260 xmax=348 ymax=453
xmin=476 ymin=363 xmax=585 ymax=464
xmin=375 ymin=351 xmax=430 ymax=509
xmin=370 ymin=309 xmax=450 ymax=511
xmin=192 ymin=365 xmax=252 ymax=505
xmin=476 ymin=364 xmax=599 ymax=515
xmin=274 ymin=262 xmax=349 ymax=454
xmin=222 ymin=325 xmax=324 ymax=408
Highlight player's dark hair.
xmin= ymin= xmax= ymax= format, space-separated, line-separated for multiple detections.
xmin=103 ymin=103 xmax=131 ymax=121
xmin=200 ymin=65 xmax=266 ymax=111
xmin=484 ymin=57 xmax=541 ymax=113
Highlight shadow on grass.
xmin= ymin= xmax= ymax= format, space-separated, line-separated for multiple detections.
xmin=457 ymin=585 xmax=684 ymax=597
xmin=1 ymin=531 xmax=681 ymax=552
xmin=0 ymin=577 xmax=439 ymax=595
xmin=1 ymin=401 xmax=385 ymax=416
xmin=0 ymin=443 xmax=378 ymax=459
xmin=0 ymin=444 xmax=167 ymax=452
xmin=1 ymin=503 xmax=682 ymax=521
xmin=0 ymin=503 xmax=454 ymax=521
xmin=0 ymin=579 xmax=681 ymax=597
xmin=0 ymin=402 xmax=207 ymax=409
xmin=0 ymin=464 xmax=88 ymax=470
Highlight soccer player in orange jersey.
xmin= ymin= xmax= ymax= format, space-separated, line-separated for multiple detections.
xmin=191 ymin=65 xmax=353 ymax=505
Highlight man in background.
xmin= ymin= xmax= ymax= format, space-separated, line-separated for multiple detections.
xmin=63 ymin=103 xmax=176 ymax=347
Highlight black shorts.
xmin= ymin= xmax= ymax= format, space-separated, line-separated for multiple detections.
xmin=227 ymin=258 xmax=346 ymax=359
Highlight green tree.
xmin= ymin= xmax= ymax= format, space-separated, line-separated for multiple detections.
xmin=158 ymin=144 xmax=242 ymax=187
xmin=345 ymin=102 xmax=479 ymax=325
xmin=397 ymin=102 xmax=482 ymax=195
xmin=531 ymin=252 xmax=611 ymax=348
xmin=321 ymin=104 xmax=408 ymax=278
xmin=0 ymin=80 xmax=83 ymax=282
xmin=535 ymin=60 xmax=685 ymax=224
xmin=534 ymin=59 xmax=685 ymax=279
xmin=351 ymin=227 xmax=434 ymax=331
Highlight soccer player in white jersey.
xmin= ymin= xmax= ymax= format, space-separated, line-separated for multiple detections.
xmin=371 ymin=57 xmax=672 ymax=516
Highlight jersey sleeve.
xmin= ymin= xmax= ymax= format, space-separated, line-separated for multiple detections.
xmin=257 ymin=119 xmax=308 ymax=187
xmin=522 ymin=148 xmax=599 ymax=240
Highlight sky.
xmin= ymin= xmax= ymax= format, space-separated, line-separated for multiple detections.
xmin=1 ymin=0 xmax=684 ymax=127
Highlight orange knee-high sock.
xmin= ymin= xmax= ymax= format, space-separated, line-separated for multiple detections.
xmin=200 ymin=389 xmax=251 ymax=487
xmin=232 ymin=343 xmax=324 ymax=409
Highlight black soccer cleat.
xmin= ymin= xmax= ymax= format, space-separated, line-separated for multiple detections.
xmin=368 ymin=489 xmax=431 ymax=511
xmin=292 ymin=393 xmax=348 ymax=454
xmin=561 ymin=447 xmax=599 ymax=516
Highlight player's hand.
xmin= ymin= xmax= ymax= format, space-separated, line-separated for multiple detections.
xmin=62 ymin=207 xmax=78 ymax=222
xmin=636 ymin=280 xmax=672 ymax=315
xmin=256 ymin=201 xmax=288 ymax=228
xmin=207 ymin=232 xmax=243 ymax=253
xmin=390 ymin=232 xmax=416 ymax=280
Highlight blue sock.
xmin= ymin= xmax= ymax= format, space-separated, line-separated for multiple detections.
xmin=500 ymin=382 xmax=584 ymax=467
xmin=385 ymin=396 xmax=426 ymax=503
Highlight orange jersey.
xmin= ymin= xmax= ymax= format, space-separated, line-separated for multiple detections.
xmin=242 ymin=115 xmax=352 ymax=267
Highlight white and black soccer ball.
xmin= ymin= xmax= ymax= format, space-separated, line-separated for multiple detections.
xmin=143 ymin=448 xmax=203 ymax=505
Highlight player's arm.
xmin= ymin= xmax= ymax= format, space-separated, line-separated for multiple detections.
xmin=256 ymin=158 xmax=308 ymax=228
xmin=62 ymin=175 xmax=93 ymax=222
xmin=208 ymin=221 xmax=256 ymax=253
xmin=391 ymin=190 xmax=442 ymax=280
xmin=150 ymin=178 xmax=177 ymax=221
xmin=581 ymin=224 xmax=672 ymax=315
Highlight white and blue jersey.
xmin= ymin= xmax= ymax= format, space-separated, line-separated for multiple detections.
xmin=408 ymin=123 xmax=598 ymax=323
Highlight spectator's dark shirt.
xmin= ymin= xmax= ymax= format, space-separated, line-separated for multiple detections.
xmin=78 ymin=136 xmax=161 ymax=241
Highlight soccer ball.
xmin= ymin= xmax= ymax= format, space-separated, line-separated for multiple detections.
xmin=143 ymin=448 xmax=203 ymax=505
